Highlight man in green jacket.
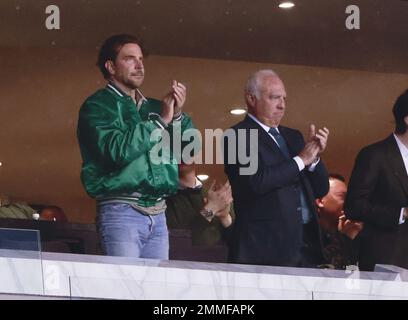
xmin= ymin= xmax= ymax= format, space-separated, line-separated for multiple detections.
xmin=77 ymin=34 xmax=196 ymax=259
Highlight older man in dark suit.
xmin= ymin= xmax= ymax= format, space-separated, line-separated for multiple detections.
xmin=224 ymin=69 xmax=330 ymax=267
xmin=345 ymin=90 xmax=408 ymax=271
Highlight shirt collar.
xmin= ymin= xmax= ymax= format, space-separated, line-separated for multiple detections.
xmin=107 ymin=82 xmax=147 ymax=104
xmin=136 ymin=88 xmax=147 ymax=103
xmin=393 ymin=133 xmax=408 ymax=157
xmin=178 ymin=177 xmax=203 ymax=190
xmin=247 ymin=113 xmax=280 ymax=133
xmin=107 ymin=82 xmax=126 ymax=97
xmin=135 ymin=89 xmax=147 ymax=111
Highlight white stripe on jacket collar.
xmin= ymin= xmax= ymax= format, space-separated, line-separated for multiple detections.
xmin=107 ymin=83 xmax=147 ymax=103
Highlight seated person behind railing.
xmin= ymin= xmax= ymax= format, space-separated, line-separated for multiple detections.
xmin=316 ymin=174 xmax=363 ymax=269
xmin=0 ymin=194 xmax=38 ymax=219
xmin=166 ymin=164 xmax=234 ymax=246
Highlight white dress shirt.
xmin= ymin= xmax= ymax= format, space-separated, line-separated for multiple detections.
xmin=247 ymin=113 xmax=319 ymax=172
xmin=393 ymin=134 xmax=408 ymax=224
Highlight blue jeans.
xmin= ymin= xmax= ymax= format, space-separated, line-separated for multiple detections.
xmin=96 ymin=203 xmax=169 ymax=260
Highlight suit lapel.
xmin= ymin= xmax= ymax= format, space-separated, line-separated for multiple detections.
xmin=244 ymin=116 xmax=287 ymax=158
xmin=386 ymin=135 xmax=408 ymax=198
xmin=279 ymin=126 xmax=301 ymax=157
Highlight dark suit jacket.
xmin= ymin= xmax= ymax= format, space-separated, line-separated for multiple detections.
xmin=224 ymin=116 xmax=329 ymax=266
xmin=345 ymin=134 xmax=408 ymax=271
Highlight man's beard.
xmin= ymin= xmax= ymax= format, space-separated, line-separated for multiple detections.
xmin=125 ymin=74 xmax=144 ymax=89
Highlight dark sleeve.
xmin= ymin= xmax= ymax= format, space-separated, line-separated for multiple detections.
xmin=166 ymin=188 xmax=224 ymax=246
xmin=323 ymin=233 xmax=359 ymax=269
xmin=248 ymin=130 xmax=329 ymax=196
xmin=223 ymin=129 xmax=301 ymax=195
xmin=189 ymin=188 xmax=227 ymax=246
xmin=165 ymin=188 xmax=205 ymax=229
xmin=305 ymin=160 xmax=330 ymax=199
xmin=345 ymin=147 xmax=402 ymax=229
xmin=221 ymin=223 xmax=234 ymax=248
xmin=247 ymin=160 xmax=301 ymax=195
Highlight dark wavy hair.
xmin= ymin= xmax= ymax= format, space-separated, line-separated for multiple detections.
xmin=393 ymin=90 xmax=408 ymax=134
xmin=97 ymin=34 xmax=147 ymax=79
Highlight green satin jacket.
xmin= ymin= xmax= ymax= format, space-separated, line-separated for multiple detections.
xmin=77 ymin=84 xmax=197 ymax=207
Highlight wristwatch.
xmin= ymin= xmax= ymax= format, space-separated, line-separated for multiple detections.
xmin=200 ymin=207 xmax=215 ymax=220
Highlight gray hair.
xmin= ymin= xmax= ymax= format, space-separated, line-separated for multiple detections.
xmin=245 ymin=69 xmax=279 ymax=99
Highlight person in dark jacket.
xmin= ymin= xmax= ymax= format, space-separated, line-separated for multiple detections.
xmin=224 ymin=69 xmax=330 ymax=267
xmin=316 ymin=174 xmax=363 ymax=269
xmin=345 ymin=90 xmax=408 ymax=270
